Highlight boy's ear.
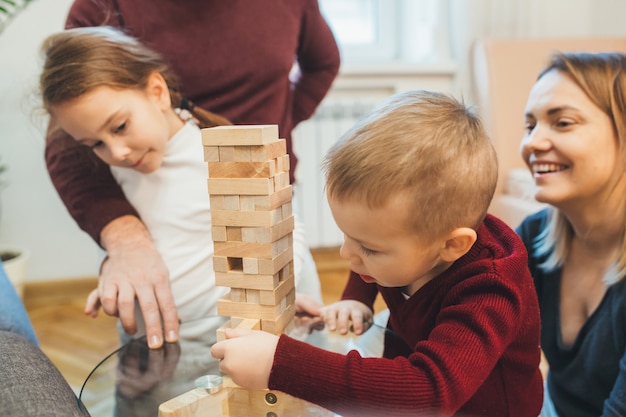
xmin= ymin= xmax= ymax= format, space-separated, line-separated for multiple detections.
xmin=439 ymin=227 xmax=477 ymax=263
xmin=146 ymin=72 xmax=171 ymax=110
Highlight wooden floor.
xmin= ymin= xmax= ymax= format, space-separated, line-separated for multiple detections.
xmin=23 ymin=247 xmax=385 ymax=389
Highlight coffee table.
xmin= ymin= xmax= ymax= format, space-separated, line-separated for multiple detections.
xmin=78 ymin=315 xmax=387 ymax=417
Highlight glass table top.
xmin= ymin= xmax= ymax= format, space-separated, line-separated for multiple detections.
xmin=78 ymin=314 xmax=389 ymax=417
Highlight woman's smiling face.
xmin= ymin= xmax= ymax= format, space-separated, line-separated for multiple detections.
xmin=520 ymin=69 xmax=620 ymax=208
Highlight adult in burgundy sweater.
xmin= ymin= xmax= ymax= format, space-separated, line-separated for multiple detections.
xmin=211 ymin=91 xmax=543 ymax=416
xmin=45 ymin=0 xmax=340 ymax=348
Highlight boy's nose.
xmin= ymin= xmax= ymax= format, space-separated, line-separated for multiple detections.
xmin=339 ymin=238 xmax=362 ymax=266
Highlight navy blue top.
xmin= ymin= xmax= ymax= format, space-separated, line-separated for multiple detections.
xmin=517 ymin=209 xmax=626 ymax=417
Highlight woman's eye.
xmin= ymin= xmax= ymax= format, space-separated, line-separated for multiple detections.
xmin=524 ymin=122 xmax=535 ymax=133
xmin=555 ymin=119 xmax=573 ymax=128
xmin=89 ymin=140 xmax=104 ymax=149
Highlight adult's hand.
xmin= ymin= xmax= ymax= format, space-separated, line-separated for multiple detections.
xmin=116 ymin=338 xmax=181 ymax=398
xmin=85 ymin=215 xmax=180 ymax=349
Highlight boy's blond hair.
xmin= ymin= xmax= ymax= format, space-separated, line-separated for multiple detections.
xmin=323 ymin=90 xmax=498 ymax=239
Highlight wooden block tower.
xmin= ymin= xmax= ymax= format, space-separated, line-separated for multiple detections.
xmin=202 ymin=125 xmax=296 ymax=340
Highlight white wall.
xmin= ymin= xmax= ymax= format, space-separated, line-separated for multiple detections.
xmin=0 ymin=0 xmax=102 ymax=281
xmin=1 ymin=0 xmax=625 ymax=282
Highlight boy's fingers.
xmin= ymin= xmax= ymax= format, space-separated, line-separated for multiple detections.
xmin=224 ymin=328 xmax=252 ymax=339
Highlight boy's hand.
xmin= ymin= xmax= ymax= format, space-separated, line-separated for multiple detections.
xmin=319 ymin=300 xmax=373 ymax=335
xmin=210 ymin=329 xmax=278 ymax=390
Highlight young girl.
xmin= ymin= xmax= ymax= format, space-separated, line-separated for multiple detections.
xmin=39 ymin=26 xmax=236 ymax=345
xmin=518 ymin=52 xmax=626 ymax=417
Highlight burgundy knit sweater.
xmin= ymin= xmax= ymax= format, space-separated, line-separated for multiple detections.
xmin=270 ymin=215 xmax=543 ymax=417
xmin=45 ymin=0 xmax=340 ymax=242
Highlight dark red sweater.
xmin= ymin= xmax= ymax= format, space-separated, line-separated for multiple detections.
xmin=45 ymin=0 xmax=340 ymax=243
xmin=270 ymin=215 xmax=543 ymax=417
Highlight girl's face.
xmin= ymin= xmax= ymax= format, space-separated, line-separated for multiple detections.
xmin=51 ymin=73 xmax=182 ymax=173
xmin=328 ymin=192 xmax=449 ymax=296
xmin=520 ymin=69 xmax=622 ymax=208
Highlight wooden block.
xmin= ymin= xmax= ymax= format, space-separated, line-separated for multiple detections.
xmin=259 ymin=273 xmax=295 ymax=305
xmin=241 ymin=217 xmax=294 ymax=243
xmin=242 ymin=258 xmax=258 ymax=274
xmin=223 ymin=195 xmax=240 ymax=210
xmin=211 ymin=207 xmax=282 ymax=227
xmin=215 ymin=270 xmax=280 ymax=291
xmin=260 ymin=302 xmax=296 ymax=334
xmin=239 ymin=196 xmax=257 ymax=211
xmin=158 ymin=387 xmax=220 ymax=416
xmin=277 ymin=154 xmax=290 ymax=173
xmin=209 ymin=195 xmax=225 ymax=210
xmin=226 ymin=227 xmax=242 ymax=242
xmin=217 ymin=296 xmax=285 ymax=321
xmin=229 ymin=288 xmax=246 ymax=302
xmin=216 ymin=318 xmax=261 ymax=341
xmin=245 ymin=289 xmax=261 ymax=304
xmin=214 ymin=235 xmax=290 ymax=259
xmin=202 ymin=125 xmax=279 ymax=146
xmin=281 ymin=202 xmax=292 ymax=219
xmin=203 ymin=146 xmax=220 ymax=162
xmin=218 ymin=146 xmax=235 ymax=161
xmin=273 ymin=171 xmax=289 ymax=190
xmin=280 ymin=261 xmax=293 ymax=282
xmin=207 ymin=140 xmax=286 ymax=163
xmin=233 ymin=146 xmax=251 ymax=161
xmin=207 ymin=178 xmax=274 ymax=195
xmin=212 ymin=226 xmax=227 ymax=242
xmin=231 ymin=317 xmax=261 ymax=331
xmin=208 ymin=161 xmax=276 ymax=178
xmin=225 ymin=386 xmax=329 ymax=417
xmin=258 ymin=246 xmax=293 ymax=275
xmin=251 ymin=186 xmax=292 ymax=211
xmin=249 ymin=139 xmax=287 ymax=161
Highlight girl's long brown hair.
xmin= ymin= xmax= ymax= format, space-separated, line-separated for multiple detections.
xmin=40 ymin=26 xmax=231 ymax=138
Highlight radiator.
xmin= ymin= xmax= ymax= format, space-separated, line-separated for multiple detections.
xmin=292 ymin=97 xmax=383 ymax=248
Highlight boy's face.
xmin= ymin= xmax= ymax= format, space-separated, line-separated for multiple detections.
xmin=52 ymin=74 xmax=180 ymax=174
xmin=328 ymin=192 xmax=448 ymax=295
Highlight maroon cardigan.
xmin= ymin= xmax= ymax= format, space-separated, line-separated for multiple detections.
xmin=45 ymin=0 xmax=340 ymax=243
xmin=269 ymin=215 xmax=543 ymax=417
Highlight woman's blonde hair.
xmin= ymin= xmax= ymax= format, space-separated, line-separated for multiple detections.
xmin=323 ymin=90 xmax=498 ymax=240
xmin=39 ymin=26 xmax=230 ymax=138
xmin=533 ymin=52 xmax=626 ymax=284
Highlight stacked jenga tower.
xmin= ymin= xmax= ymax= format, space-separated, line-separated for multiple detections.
xmin=202 ymin=125 xmax=296 ymax=341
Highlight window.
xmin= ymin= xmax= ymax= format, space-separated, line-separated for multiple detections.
xmin=319 ymin=0 xmax=448 ymax=65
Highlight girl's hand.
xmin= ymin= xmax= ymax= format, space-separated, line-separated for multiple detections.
xmin=319 ymin=300 xmax=373 ymax=335
xmin=210 ymin=329 xmax=279 ymax=390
